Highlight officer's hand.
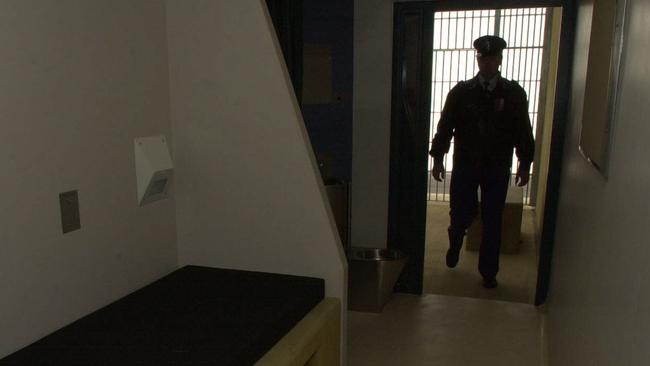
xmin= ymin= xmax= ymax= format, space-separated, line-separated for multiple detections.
xmin=516 ymin=170 xmax=530 ymax=186
xmin=432 ymin=163 xmax=445 ymax=182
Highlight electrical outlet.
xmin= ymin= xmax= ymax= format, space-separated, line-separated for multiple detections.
xmin=59 ymin=190 xmax=80 ymax=234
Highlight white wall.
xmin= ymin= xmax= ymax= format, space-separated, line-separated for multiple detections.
xmin=0 ymin=0 xmax=176 ymax=357
xmin=166 ymin=0 xmax=346 ymax=306
xmin=352 ymin=0 xmax=396 ymax=248
xmin=546 ymin=0 xmax=650 ymax=364
xmin=0 ymin=0 xmax=345 ymax=360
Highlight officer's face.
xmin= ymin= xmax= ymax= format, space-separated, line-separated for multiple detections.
xmin=476 ymin=54 xmax=502 ymax=78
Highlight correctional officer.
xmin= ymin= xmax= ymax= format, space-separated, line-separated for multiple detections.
xmin=429 ymin=35 xmax=535 ymax=289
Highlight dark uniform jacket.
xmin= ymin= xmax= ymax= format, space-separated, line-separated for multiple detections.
xmin=429 ymin=74 xmax=535 ymax=172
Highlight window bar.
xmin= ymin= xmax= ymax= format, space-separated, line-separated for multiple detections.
xmin=515 ymin=9 xmax=522 ymax=81
xmin=533 ymin=9 xmax=545 ymax=202
xmin=434 ymin=65 xmax=439 ymax=200
xmin=428 ymin=132 xmax=432 ymax=201
xmin=522 ymin=11 xmax=533 ymax=83
xmin=502 ymin=9 xmax=507 ymax=75
xmin=481 ymin=10 xmax=490 ymax=35
xmin=507 ymin=10 xmax=516 ymax=79
xmin=456 ymin=11 xmax=461 ymax=49
xmin=429 ymin=49 xmax=434 ymax=201
xmin=435 ymin=29 xmax=445 ymax=199
xmin=502 ymin=13 xmax=508 ymax=85
xmin=432 ymin=24 xmax=443 ymax=200
xmin=525 ymin=13 xmax=533 ymax=108
xmin=436 ymin=53 xmax=442 ymax=199
xmin=523 ymin=11 xmax=534 ymax=202
xmin=464 ymin=11 xmax=469 ymax=77
xmin=530 ymin=10 xmax=541 ymax=121
xmin=459 ymin=11 xmax=465 ymax=79
xmin=429 ymin=67 xmax=433 ymax=197
xmin=431 ymin=50 xmax=438 ymax=201
xmin=472 ymin=10 xmax=476 ymax=39
xmin=525 ymin=10 xmax=533 ymax=197
xmin=494 ymin=9 xmax=502 ymax=36
xmin=505 ymin=10 xmax=513 ymax=80
xmin=429 ymin=8 xmax=549 ymax=202
xmin=535 ymin=8 xmax=546 ymax=48
xmin=443 ymin=12 xmax=460 ymax=199
xmin=516 ymin=10 xmax=522 ymax=77
xmin=510 ymin=10 xmax=516 ymax=78
xmin=447 ymin=11 xmax=462 ymax=200
xmin=442 ymin=51 xmax=449 ymax=201
xmin=528 ymin=10 xmax=541 ymax=203
xmin=469 ymin=10 xmax=475 ymax=76
xmin=529 ymin=9 xmax=535 ymax=45
xmin=443 ymin=12 xmax=453 ymax=201
xmin=501 ymin=10 xmax=507 ymax=76
xmin=429 ymin=17 xmax=434 ymax=201
xmin=516 ymin=10 xmax=523 ymax=84
xmin=450 ymin=13 xmax=456 ymax=50
xmin=434 ymin=25 xmax=441 ymax=200
xmin=505 ymin=9 xmax=516 ymax=184
xmin=456 ymin=12 xmax=462 ymax=95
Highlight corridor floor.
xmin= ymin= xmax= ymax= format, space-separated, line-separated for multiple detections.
xmin=348 ymin=293 xmax=544 ymax=366
xmin=423 ymin=202 xmax=539 ymax=303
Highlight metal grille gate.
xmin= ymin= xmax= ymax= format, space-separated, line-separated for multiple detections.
xmin=427 ymin=8 xmax=548 ymax=204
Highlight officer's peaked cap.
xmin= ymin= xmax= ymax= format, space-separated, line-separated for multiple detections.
xmin=473 ymin=35 xmax=507 ymax=56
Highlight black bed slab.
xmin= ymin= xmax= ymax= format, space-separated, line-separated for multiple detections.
xmin=0 ymin=265 xmax=325 ymax=366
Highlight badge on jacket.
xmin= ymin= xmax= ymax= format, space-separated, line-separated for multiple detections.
xmin=495 ymin=98 xmax=505 ymax=112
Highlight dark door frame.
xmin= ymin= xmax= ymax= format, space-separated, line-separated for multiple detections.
xmin=387 ymin=0 xmax=576 ymax=305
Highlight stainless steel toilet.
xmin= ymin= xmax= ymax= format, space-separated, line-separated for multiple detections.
xmin=347 ymin=247 xmax=408 ymax=313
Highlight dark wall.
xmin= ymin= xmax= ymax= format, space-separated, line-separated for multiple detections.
xmin=302 ymin=0 xmax=354 ymax=181
xmin=266 ymin=0 xmax=303 ymax=102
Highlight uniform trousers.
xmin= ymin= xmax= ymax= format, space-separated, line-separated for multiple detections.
xmin=448 ymin=163 xmax=510 ymax=279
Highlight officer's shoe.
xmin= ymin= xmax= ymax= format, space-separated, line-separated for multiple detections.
xmin=446 ymin=247 xmax=461 ymax=268
xmin=482 ymin=277 xmax=498 ymax=289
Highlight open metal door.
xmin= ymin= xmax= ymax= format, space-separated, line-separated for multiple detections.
xmin=387 ymin=3 xmax=433 ymax=294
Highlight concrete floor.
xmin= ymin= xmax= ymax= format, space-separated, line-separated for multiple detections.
xmin=346 ymin=202 xmax=543 ymax=365
xmin=348 ymin=293 xmax=545 ymax=366
xmin=423 ymin=201 xmax=539 ymax=304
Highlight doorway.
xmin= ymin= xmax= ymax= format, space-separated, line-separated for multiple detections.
xmin=422 ymin=7 xmax=560 ymax=303
xmin=388 ymin=0 xmax=573 ymax=305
